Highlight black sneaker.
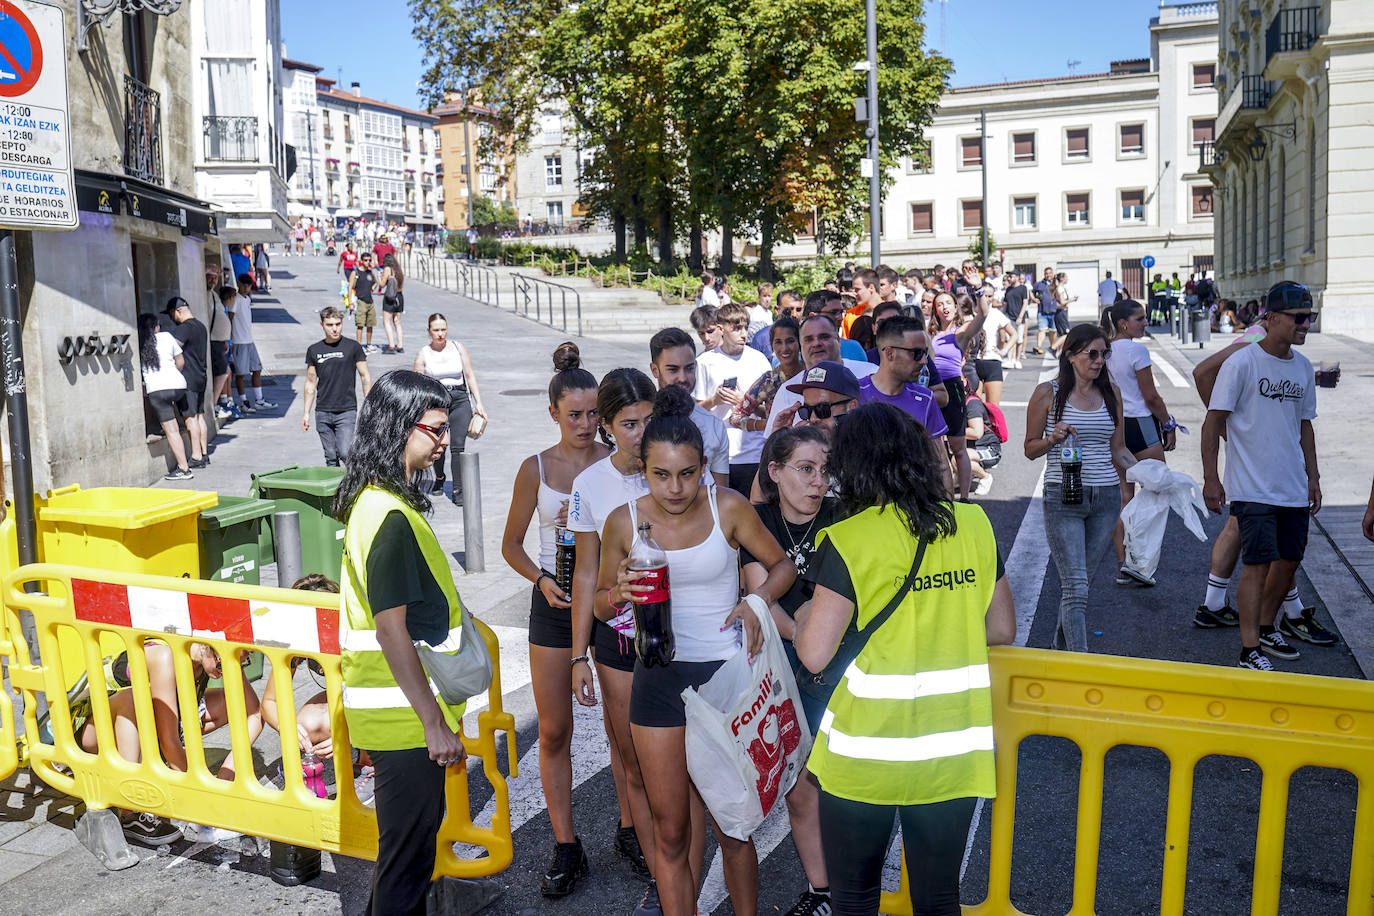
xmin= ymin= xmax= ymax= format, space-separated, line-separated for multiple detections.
xmin=164 ymin=468 xmax=194 ymax=481
xmin=614 ymin=824 xmax=651 ymax=881
xmin=1193 ymin=604 xmax=1240 ymax=628
xmin=1258 ymin=627 xmax=1301 ymax=660
xmin=188 ymin=457 xmax=209 ymax=469
xmin=633 ymin=880 xmax=662 ymax=915
xmin=122 ymin=812 xmax=183 ymax=847
xmin=540 ymin=837 xmax=589 ymax=898
xmin=785 ymin=890 xmax=833 ymax=916
xmin=1238 ymin=647 xmax=1275 ymax=671
xmin=1278 ymin=608 xmax=1339 ymax=647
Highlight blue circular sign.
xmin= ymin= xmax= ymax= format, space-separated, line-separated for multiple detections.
xmin=1142 ymin=255 xmax=1156 ymax=269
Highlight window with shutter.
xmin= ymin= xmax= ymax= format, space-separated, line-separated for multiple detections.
xmin=960 ymin=200 xmax=982 ymax=232
xmin=1119 ymin=123 xmax=1144 ymax=155
xmin=910 ymin=203 xmax=933 ymax=234
xmin=960 ymin=136 xmax=982 ymax=167
xmin=1066 ymin=128 xmax=1089 ymax=159
xmin=1192 ymin=63 xmax=1216 ymax=89
xmin=1120 ymin=189 xmax=1145 ymax=222
xmin=1067 ymin=193 xmax=1090 ymax=225
xmin=1191 ymin=118 xmax=1215 ymax=149
xmin=1012 ymin=132 xmax=1035 ymax=164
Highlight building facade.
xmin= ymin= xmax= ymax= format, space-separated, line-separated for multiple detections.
xmin=434 ymin=96 xmax=516 ymax=231
xmin=514 ymin=106 xmax=588 ymax=232
xmin=190 ymin=0 xmax=290 ymax=243
xmin=1203 ymin=0 xmax=1373 ymax=336
xmin=281 ymin=55 xmax=328 ymax=221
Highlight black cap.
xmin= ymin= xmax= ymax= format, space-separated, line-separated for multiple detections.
xmin=1262 ymin=281 xmax=1313 ymax=314
xmin=163 ymin=297 xmax=190 ymax=316
xmin=785 ymin=361 xmax=860 ymax=400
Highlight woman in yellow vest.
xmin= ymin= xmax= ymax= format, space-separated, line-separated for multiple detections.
xmin=794 ymin=403 xmax=1015 ymax=916
xmin=335 ymin=369 xmax=468 ymax=915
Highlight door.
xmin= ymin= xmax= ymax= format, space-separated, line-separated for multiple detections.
xmin=1056 ymin=260 xmax=1100 ymax=322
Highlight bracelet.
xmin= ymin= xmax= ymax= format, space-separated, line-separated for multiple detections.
xmin=570 ymin=655 xmax=589 ymax=668
xmin=1161 ymin=416 xmax=1178 ymax=433
xmin=535 ymin=571 xmax=552 ymax=589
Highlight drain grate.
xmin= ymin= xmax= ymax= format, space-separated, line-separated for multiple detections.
xmin=499 ymin=389 xmax=545 ymax=397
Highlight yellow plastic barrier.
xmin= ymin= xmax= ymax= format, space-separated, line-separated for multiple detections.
xmin=0 ymin=564 xmax=517 ymax=878
xmin=880 ymin=646 xmax=1374 ymax=916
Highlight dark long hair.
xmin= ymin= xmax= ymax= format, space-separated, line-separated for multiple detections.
xmin=828 ymin=403 xmax=956 ymax=541
xmin=334 ymin=370 xmax=451 ymax=522
xmin=595 ymin=368 xmax=657 ymax=447
xmin=1099 ymin=300 xmax=1143 ymax=342
xmin=757 ymin=425 xmax=828 ymax=505
xmin=137 ymin=313 xmax=162 ymax=371
xmin=1052 ymin=324 xmax=1118 ymax=423
xmin=549 ymin=341 xmax=597 ymax=406
xmin=640 ymin=385 xmax=703 ymax=463
xmin=383 ymin=253 xmax=403 ymax=289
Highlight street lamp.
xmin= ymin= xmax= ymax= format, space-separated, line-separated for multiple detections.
xmin=1248 ymin=132 xmax=1267 ymax=162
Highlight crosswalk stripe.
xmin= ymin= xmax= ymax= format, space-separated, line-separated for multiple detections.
xmin=1146 ymin=343 xmax=1190 ymax=388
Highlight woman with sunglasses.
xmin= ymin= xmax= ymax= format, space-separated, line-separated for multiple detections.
xmin=1024 ymin=325 xmax=1138 ymax=651
xmin=500 ymin=343 xmax=622 ymax=897
xmin=335 ymin=370 xmax=470 ymax=913
xmin=929 ymin=288 xmax=993 ymax=500
xmin=599 ymin=385 xmax=794 ymax=916
xmin=567 ymin=368 xmax=661 ymax=900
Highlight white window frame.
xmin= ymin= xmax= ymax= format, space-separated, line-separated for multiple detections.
xmin=1063 ymin=126 xmax=1091 ymax=163
xmin=1191 ymin=184 xmax=1215 ymax=221
xmin=959 ymin=199 xmax=983 ymax=233
xmin=1117 ymin=122 xmax=1146 ymax=159
xmin=1119 ymin=189 xmax=1146 ymax=224
xmin=545 ymin=155 xmax=563 ymax=190
xmin=1010 ymin=131 xmax=1037 ymax=166
xmin=1012 ymin=196 xmax=1037 ymax=230
xmin=1065 ymin=191 xmax=1091 ymax=227
xmin=1191 ymin=62 xmax=1217 ymax=92
xmin=1190 ymin=117 xmax=1216 ymax=153
xmin=957 ymin=135 xmax=982 ymax=170
xmin=909 ymin=201 xmax=934 ymax=236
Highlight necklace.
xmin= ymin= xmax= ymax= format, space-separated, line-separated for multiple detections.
xmin=780 ymin=506 xmax=819 ymax=555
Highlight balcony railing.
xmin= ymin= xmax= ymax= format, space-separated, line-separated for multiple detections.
xmin=1198 ymin=139 xmax=1219 ymax=170
xmin=1239 ymin=74 xmax=1273 ymax=110
xmin=123 ymin=75 xmax=163 ymax=185
xmin=203 ymin=116 xmax=259 ymax=162
xmin=1267 ymin=7 xmax=1319 ymax=60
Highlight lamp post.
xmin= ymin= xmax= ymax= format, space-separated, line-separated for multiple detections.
xmin=865 ymin=0 xmax=880 ymax=267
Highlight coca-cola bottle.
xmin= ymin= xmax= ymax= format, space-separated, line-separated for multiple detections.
xmin=554 ymin=525 xmax=576 ymax=594
xmin=628 ymin=522 xmax=674 ymax=667
xmin=1059 ymin=432 xmax=1083 ymax=505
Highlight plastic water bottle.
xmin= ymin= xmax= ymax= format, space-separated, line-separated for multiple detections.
xmin=1060 ymin=433 xmax=1083 ymax=505
xmin=628 ymin=523 xmax=674 ymax=667
xmin=554 ymin=525 xmax=576 ymax=594
xmin=302 ymin=749 xmax=327 ymax=799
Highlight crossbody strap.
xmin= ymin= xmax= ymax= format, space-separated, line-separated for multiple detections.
xmin=854 ymin=535 xmax=928 ymax=644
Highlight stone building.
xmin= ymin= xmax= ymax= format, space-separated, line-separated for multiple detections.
xmin=513 ymin=105 xmax=589 ymax=232
xmin=5 ymin=2 xmax=223 ymax=493
xmin=433 ymin=95 xmax=516 ymax=231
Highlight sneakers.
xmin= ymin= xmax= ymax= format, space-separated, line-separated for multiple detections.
xmin=1014 ymin=358 xmax=1024 ymax=369
xmin=354 ymin=765 xmax=375 ymax=806
xmin=785 ymin=890 xmax=833 ymax=916
xmin=188 ymin=457 xmax=209 ymax=469
xmin=540 ymin=837 xmax=589 ymax=898
xmin=1258 ymin=627 xmax=1301 ymax=660
xmin=239 ymin=400 xmax=258 ymax=414
xmin=1278 ymin=607 xmax=1338 ymax=646
xmin=164 ymin=468 xmax=194 ymax=481
xmin=972 ymin=475 xmax=993 ymax=497
xmin=633 ymin=880 xmax=662 ymax=915
xmin=122 ymin=812 xmax=183 ymax=847
xmin=254 ymin=398 xmax=277 ymax=410
xmin=214 ymin=404 xmax=234 ymax=421
xmin=614 ymin=824 xmax=652 ymax=881
xmin=1193 ymin=604 xmax=1240 ymax=628
xmin=1115 ymin=565 xmax=1155 ymax=588
xmin=1238 ymin=647 xmax=1275 ymax=671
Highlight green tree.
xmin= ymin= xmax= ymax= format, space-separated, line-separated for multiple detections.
xmin=470 ymin=195 xmax=518 ymax=231
xmin=968 ymin=227 xmax=998 ymax=267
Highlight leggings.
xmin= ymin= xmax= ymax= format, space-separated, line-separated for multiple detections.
xmin=818 ymin=790 xmax=977 ymax=916
xmin=433 ymin=387 xmax=473 ymax=494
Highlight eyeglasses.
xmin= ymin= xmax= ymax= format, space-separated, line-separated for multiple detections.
xmin=797 ymin=398 xmax=852 ymax=421
xmin=781 ymin=462 xmax=828 ymax=479
xmin=1075 ymin=348 xmax=1111 ymax=361
xmin=414 ymin=421 xmax=450 ymax=441
xmin=887 ymin=345 xmax=927 ymax=361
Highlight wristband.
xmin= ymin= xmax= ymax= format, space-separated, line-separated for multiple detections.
xmin=607 ymin=587 xmax=627 ymax=611
xmin=1161 ymin=416 xmax=1178 ymax=433
xmin=570 ymin=655 xmax=589 ymax=668
xmin=536 ymin=571 xmax=552 ymax=589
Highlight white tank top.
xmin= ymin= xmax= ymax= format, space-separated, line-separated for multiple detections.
xmin=535 ymin=453 xmax=568 ymax=573
xmin=419 ymin=341 xmax=465 ymax=388
xmin=629 ymin=487 xmax=741 ymax=663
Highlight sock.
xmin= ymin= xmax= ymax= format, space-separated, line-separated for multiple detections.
xmin=1204 ymin=575 xmax=1230 ymax=611
xmin=810 ymin=885 xmax=830 ymax=896
xmin=1259 ymin=624 xmax=1275 ymax=636
xmin=1282 ymin=588 xmax=1304 ymax=619
xmin=252 ymin=387 xmax=263 ymax=402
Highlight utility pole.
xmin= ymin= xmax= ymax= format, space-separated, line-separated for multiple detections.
xmin=980 ymin=109 xmax=989 ymax=269
xmin=865 ymin=0 xmax=880 ymax=267
xmin=305 ymin=111 xmax=320 ymax=212
xmin=463 ymin=89 xmax=475 ymax=230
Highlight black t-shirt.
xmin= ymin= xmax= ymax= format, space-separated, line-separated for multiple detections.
xmin=170 ymin=318 xmax=209 ymax=389
xmin=740 ymin=499 xmax=841 ymax=618
xmin=806 ymin=530 xmax=1005 ymax=603
xmin=965 ymin=398 xmax=1001 ymax=450
xmin=353 ymin=269 xmax=376 ymax=302
xmin=307 ymin=337 xmax=367 ymax=412
xmin=1003 ymin=285 xmax=1028 ymax=322
xmin=365 ymin=511 xmax=449 ymax=645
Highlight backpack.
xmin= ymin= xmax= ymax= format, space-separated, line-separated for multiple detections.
xmin=969 ymin=395 xmax=1009 ymax=443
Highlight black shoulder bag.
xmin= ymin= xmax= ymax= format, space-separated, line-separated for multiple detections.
xmin=798 ymin=536 xmax=928 ymax=705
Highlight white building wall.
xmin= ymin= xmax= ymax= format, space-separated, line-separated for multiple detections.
xmin=515 ymin=108 xmax=586 ymax=230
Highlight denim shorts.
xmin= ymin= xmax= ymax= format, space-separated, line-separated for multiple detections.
xmin=1037 ymin=313 xmax=1055 ymax=330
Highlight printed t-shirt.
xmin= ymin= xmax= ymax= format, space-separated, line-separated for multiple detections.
xmin=568 ymin=455 xmax=650 ymax=538
xmin=740 ymin=500 xmax=840 ymax=617
xmin=307 ymin=337 xmax=368 ymax=412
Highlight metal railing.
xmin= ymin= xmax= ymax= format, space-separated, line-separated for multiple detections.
xmin=402 ymin=253 xmax=501 ymax=308
xmin=1239 ymin=74 xmax=1273 ymax=110
xmin=203 ymin=115 xmax=259 ymax=162
xmin=1267 ymin=6 xmax=1320 ymax=60
xmin=400 ymin=252 xmax=581 ymax=336
xmin=1198 ymin=139 xmax=1219 ymax=170
xmin=123 ymin=75 xmax=163 ymax=185
xmin=512 ymin=274 xmax=582 ymax=336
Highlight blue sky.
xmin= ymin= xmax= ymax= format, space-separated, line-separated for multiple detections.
xmin=282 ymin=0 xmax=1166 ymax=110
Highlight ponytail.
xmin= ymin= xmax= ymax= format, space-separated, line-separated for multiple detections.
xmin=1100 ymin=300 xmax=1143 ymax=342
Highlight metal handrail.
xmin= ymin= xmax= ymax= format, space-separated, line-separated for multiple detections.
xmin=400 ymin=252 xmax=502 ymax=312
xmin=511 ymin=274 xmax=583 ymax=336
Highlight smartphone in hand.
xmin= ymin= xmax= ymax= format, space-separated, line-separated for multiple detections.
xmin=722 ymin=377 xmax=738 ymax=390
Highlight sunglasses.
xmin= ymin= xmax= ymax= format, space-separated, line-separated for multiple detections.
xmin=887 ymin=345 xmax=928 ymax=360
xmin=1075 ymin=348 xmax=1111 ymax=361
xmin=414 ymin=421 xmax=450 ymax=441
xmin=797 ymin=398 xmax=851 ymax=421
xmin=1279 ymin=311 xmax=1315 ymax=325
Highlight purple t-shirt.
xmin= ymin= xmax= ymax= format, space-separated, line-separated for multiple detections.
xmin=858 ymin=377 xmax=949 ymax=438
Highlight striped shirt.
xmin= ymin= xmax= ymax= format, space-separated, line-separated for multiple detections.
xmin=1043 ymin=385 xmax=1118 ymax=487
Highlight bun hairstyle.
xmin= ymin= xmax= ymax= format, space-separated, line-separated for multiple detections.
xmin=549 ymin=341 xmax=597 ymax=406
xmin=640 ymin=385 xmax=704 ymax=463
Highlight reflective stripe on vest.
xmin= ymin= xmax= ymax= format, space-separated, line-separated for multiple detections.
xmin=806 ymin=502 xmax=998 ymax=806
xmin=340 ymin=486 xmax=465 ymax=751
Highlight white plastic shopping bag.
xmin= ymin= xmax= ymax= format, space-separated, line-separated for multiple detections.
xmin=1121 ymin=459 xmax=1209 ymax=581
xmin=681 ymin=595 xmax=812 ymax=841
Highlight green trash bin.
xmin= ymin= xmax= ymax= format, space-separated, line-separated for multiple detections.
xmin=199 ymin=495 xmax=277 ymax=586
xmin=249 ymin=465 xmax=346 ymax=581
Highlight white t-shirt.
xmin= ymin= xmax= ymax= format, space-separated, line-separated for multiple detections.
xmin=696 ymin=286 xmax=720 ymax=308
xmin=229 ymin=293 xmax=254 ymax=344
xmin=746 ymin=303 xmax=772 ymax=327
xmin=692 ymin=404 xmax=730 ymax=478
xmin=1106 ymin=338 xmax=1153 ymax=418
xmin=694 ymin=346 xmax=773 ymax=464
xmin=143 ymin=331 xmax=186 ymax=393
xmin=1209 ymin=344 xmax=1316 ymax=508
xmin=978 ymin=308 xmax=1012 ymax=359
xmin=764 ymin=358 xmax=879 ymax=435
xmin=568 ymin=455 xmax=650 ymax=539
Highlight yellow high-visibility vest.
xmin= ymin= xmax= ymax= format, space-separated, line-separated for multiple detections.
xmin=807 ymin=502 xmax=998 ymax=806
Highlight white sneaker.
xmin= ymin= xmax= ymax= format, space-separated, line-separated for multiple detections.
xmin=973 ymin=475 xmax=994 ymax=497
xmin=1014 ymin=359 xmax=1023 ymax=369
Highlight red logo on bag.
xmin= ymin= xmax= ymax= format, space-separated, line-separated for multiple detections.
xmin=746 ymin=694 xmax=802 ymax=814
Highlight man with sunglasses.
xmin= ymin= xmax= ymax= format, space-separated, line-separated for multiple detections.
xmin=859 ymin=316 xmax=953 ymax=493
xmin=785 ymin=362 xmax=861 ymax=435
xmin=1202 ymin=281 xmax=1322 ymax=672
xmin=764 ymin=314 xmax=878 ymax=435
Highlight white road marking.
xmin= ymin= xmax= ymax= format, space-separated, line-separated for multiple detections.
xmin=1147 ymin=344 xmax=1190 ymax=388
xmin=699 ymin=799 xmax=794 ymax=914
xmin=1009 ymin=469 xmax=1050 ymax=647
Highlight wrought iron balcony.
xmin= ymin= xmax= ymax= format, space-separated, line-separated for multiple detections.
xmin=1267 ymin=7 xmax=1319 ymax=60
xmin=203 ymin=116 xmax=259 ymax=162
xmin=123 ymin=75 xmax=163 ymax=185
xmin=1239 ymin=75 xmax=1273 ymax=110
xmin=1198 ymin=139 xmax=1220 ymax=170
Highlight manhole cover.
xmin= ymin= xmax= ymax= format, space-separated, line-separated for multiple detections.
xmin=500 ymin=389 xmax=544 ymax=397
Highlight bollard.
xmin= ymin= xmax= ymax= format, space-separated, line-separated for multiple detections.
xmin=1193 ymin=310 xmax=1211 ymax=348
xmin=1179 ymin=308 xmax=1190 ymax=346
xmin=459 ymin=451 xmax=485 ymax=572
xmin=272 ymin=510 xmax=303 ymax=587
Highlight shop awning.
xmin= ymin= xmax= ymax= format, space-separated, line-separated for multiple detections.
xmin=74 ymin=169 xmax=219 ymax=236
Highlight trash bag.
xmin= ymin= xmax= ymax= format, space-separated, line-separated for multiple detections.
xmin=1121 ymin=459 xmax=1208 ymax=581
xmin=682 ymin=595 xmax=811 ymax=841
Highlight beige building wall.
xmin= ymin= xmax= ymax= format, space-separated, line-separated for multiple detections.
xmin=434 ymin=98 xmax=516 ymax=231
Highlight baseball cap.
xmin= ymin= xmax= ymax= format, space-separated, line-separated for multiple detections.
xmin=1261 ymin=281 xmax=1313 ymax=314
xmin=785 ymin=361 xmax=860 ymax=400
xmin=162 ymin=296 xmax=190 ymax=316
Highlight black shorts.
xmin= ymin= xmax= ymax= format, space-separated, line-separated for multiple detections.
xmin=528 ymin=577 xmax=574 ymax=649
xmin=382 ymin=293 xmax=404 ymax=314
xmin=629 ymin=658 xmax=725 ymax=728
xmin=1054 ymin=310 xmax=1071 ymax=335
xmin=147 ymin=389 xmax=186 ymax=423
xmin=973 ymin=358 xmax=1003 ymax=383
xmin=210 ymin=341 xmax=229 ymax=377
xmin=183 ymin=386 xmax=206 ymax=416
xmin=1124 ymin=416 xmax=1163 ymax=454
xmin=939 ymin=377 xmax=966 ymax=438
xmin=1231 ymin=501 xmax=1310 ymax=565
xmin=593 ymin=619 xmax=636 ymax=672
